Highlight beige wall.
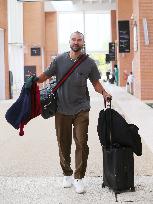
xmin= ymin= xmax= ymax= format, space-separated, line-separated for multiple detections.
xmin=23 ymin=2 xmax=45 ymax=76
xmin=133 ymin=0 xmax=153 ymax=100
xmin=0 ymin=0 xmax=9 ymax=99
xmin=116 ymin=0 xmax=133 ymax=86
xmin=23 ymin=3 xmax=58 ymax=75
xmin=45 ymin=12 xmax=58 ymax=68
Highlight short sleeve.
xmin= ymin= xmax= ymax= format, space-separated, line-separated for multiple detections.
xmin=43 ymin=58 xmax=57 ymax=77
xmin=89 ymin=60 xmax=101 ymax=82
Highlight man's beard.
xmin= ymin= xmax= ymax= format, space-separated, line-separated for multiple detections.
xmin=70 ymin=45 xmax=82 ymax=52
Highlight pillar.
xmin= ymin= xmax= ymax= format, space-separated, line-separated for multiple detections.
xmin=23 ymin=2 xmax=45 ymax=76
xmin=111 ymin=10 xmax=117 ymax=69
xmin=116 ymin=0 xmax=133 ymax=86
xmin=132 ymin=0 xmax=153 ymax=100
xmin=45 ymin=12 xmax=58 ymax=67
xmin=0 ymin=0 xmax=9 ymax=99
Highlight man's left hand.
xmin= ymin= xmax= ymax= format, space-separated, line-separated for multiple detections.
xmin=103 ymin=90 xmax=112 ymax=102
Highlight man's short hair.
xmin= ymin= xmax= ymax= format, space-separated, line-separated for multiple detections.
xmin=70 ymin=31 xmax=84 ymax=40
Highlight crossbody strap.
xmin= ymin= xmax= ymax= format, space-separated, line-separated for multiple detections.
xmin=51 ymin=54 xmax=89 ymax=93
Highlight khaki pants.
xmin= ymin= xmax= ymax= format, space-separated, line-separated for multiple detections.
xmin=55 ymin=110 xmax=89 ymax=179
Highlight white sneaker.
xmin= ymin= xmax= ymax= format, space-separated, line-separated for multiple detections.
xmin=62 ymin=176 xmax=73 ymax=188
xmin=73 ymin=179 xmax=86 ymax=194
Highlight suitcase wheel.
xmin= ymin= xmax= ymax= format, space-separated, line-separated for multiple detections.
xmin=102 ymin=183 xmax=105 ymax=188
xmin=130 ymin=187 xmax=135 ymax=192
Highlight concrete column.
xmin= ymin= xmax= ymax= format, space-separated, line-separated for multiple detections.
xmin=23 ymin=2 xmax=45 ymax=76
xmin=45 ymin=12 xmax=58 ymax=68
xmin=116 ymin=0 xmax=133 ymax=86
xmin=111 ymin=10 xmax=117 ymax=69
xmin=0 ymin=0 xmax=9 ymax=99
xmin=133 ymin=0 xmax=153 ymax=100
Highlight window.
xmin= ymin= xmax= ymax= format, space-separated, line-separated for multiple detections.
xmin=58 ymin=12 xmax=111 ymax=53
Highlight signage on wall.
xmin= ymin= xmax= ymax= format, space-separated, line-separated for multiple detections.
xmin=31 ymin=47 xmax=41 ymax=56
xmin=109 ymin=42 xmax=116 ymax=61
xmin=24 ymin=66 xmax=36 ymax=82
xmin=118 ymin=20 xmax=130 ymax=53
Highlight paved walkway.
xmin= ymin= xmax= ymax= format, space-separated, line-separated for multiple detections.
xmin=0 ymin=82 xmax=153 ymax=203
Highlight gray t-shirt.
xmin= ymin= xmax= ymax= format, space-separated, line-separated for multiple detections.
xmin=44 ymin=52 xmax=101 ymax=115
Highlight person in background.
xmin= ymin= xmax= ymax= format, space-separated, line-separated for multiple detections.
xmin=114 ymin=64 xmax=119 ymax=86
xmin=126 ymin=71 xmax=134 ymax=95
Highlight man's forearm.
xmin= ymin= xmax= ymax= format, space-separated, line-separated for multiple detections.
xmin=92 ymin=80 xmax=112 ymax=101
xmin=92 ymin=80 xmax=106 ymax=95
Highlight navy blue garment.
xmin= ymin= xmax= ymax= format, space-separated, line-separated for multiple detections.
xmin=5 ymin=85 xmax=31 ymax=129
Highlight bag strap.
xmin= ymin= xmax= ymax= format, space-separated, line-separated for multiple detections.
xmin=51 ymin=54 xmax=89 ymax=93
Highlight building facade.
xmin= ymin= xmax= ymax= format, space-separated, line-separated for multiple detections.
xmin=1 ymin=0 xmax=153 ymax=100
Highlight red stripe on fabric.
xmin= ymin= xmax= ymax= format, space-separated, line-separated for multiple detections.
xmin=19 ymin=122 xmax=24 ymax=136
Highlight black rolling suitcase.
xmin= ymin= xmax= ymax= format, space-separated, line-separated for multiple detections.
xmin=100 ymin=101 xmax=135 ymax=198
xmin=102 ymin=146 xmax=135 ymax=193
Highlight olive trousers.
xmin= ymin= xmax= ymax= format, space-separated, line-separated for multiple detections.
xmin=55 ymin=110 xmax=89 ymax=179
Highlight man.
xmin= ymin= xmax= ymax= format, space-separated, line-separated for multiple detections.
xmin=36 ymin=31 xmax=111 ymax=193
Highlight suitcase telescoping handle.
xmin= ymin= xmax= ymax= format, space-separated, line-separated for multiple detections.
xmin=104 ymin=99 xmax=113 ymax=146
